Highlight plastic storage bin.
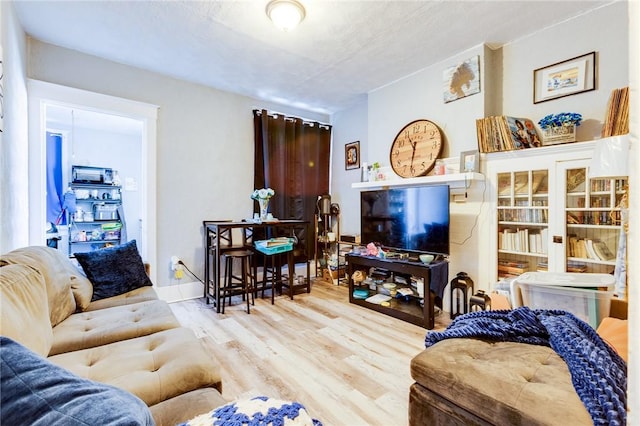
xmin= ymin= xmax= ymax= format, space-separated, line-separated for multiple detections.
xmin=254 ymin=238 xmax=294 ymax=255
xmin=510 ymin=272 xmax=615 ymax=328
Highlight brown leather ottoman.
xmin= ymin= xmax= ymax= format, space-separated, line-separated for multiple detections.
xmin=409 ymin=338 xmax=591 ymax=425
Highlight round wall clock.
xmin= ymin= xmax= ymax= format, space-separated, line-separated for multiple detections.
xmin=390 ymin=119 xmax=443 ymax=178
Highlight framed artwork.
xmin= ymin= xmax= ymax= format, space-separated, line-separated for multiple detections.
xmin=533 ymin=52 xmax=596 ymax=104
xmin=345 ymin=141 xmax=360 ymax=170
xmin=460 ymin=149 xmax=479 ymax=173
xmin=443 ymin=55 xmax=480 ymax=103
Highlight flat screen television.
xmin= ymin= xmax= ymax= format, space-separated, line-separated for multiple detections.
xmin=360 ymin=185 xmax=450 ymax=255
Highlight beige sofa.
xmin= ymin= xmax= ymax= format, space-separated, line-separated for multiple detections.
xmin=0 ymin=246 xmax=226 ymax=426
xmin=409 ymin=298 xmax=628 ymax=425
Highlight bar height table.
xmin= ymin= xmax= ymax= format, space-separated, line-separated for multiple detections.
xmin=203 ymin=220 xmax=310 ymax=313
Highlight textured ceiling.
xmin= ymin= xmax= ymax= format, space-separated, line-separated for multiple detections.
xmin=15 ymin=0 xmax=613 ymax=115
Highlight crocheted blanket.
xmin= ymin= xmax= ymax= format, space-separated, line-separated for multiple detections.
xmin=425 ymin=307 xmax=627 ymax=425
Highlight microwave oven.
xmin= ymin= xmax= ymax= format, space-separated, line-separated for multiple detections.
xmin=72 ymin=166 xmax=114 ymax=184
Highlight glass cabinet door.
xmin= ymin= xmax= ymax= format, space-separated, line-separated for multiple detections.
xmin=563 ymin=163 xmax=626 ymax=273
xmin=496 ymin=169 xmax=549 ymax=279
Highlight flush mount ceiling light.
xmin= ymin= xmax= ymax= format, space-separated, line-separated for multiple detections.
xmin=266 ymin=0 xmax=306 ymax=31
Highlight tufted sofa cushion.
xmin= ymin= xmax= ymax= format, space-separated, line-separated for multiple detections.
xmin=85 ymin=285 xmax=159 ymax=311
xmin=410 ymin=338 xmax=592 ymax=425
xmin=0 ymin=246 xmax=83 ymax=326
xmin=48 ymin=327 xmax=222 ymax=407
xmin=50 ymin=300 xmax=181 ymax=356
xmin=0 ymin=264 xmax=54 ymax=356
xmin=0 ymin=336 xmax=154 ymax=426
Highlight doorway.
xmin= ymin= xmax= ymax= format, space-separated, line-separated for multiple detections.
xmin=45 ymin=104 xmax=144 ymax=257
xmin=27 ymin=80 xmax=159 ymax=283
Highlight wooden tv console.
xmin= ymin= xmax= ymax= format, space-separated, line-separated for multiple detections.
xmin=346 ymin=253 xmax=440 ymax=329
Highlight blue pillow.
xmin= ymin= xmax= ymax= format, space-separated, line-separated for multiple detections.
xmin=179 ymin=396 xmax=323 ymax=426
xmin=75 ymin=240 xmax=153 ymax=301
xmin=0 ymin=336 xmax=154 ymax=425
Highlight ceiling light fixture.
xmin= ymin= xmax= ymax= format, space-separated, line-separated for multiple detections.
xmin=266 ymin=0 xmax=306 ymax=32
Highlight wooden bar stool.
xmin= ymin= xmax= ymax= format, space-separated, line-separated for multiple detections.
xmin=221 ymin=249 xmax=255 ymax=314
xmin=259 ymin=252 xmax=287 ymax=305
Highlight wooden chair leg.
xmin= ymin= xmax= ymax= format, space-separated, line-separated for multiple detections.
xmin=222 ymin=256 xmax=230 ymax=314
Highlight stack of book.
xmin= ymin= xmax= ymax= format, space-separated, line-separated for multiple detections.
xmin=567 ymin=236 xmax=616 ymax=261
xmin=566 ymin=261 xmax=588 ymax=273
xmin=499 ymin=228 xmax=548 ymax=254
xmin=476 ymin=116 xmax=541 ymax=153
xmin=498 ymin=260 xmax=529 ymax=278
xmin=601 ymin=86 xmax=629 ymax=137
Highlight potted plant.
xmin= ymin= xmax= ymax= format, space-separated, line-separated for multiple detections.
xmin=368 ymin=162 xmax=383 ymax=181
xmin=538 ymin=112 xmax=582 ymax=145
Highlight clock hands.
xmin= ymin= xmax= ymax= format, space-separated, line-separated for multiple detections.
xmin=408 ymin=133 xmax=417 ymax=175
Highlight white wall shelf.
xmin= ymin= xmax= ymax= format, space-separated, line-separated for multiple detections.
xmin=351 ymin=172 xmax=484 ymax=197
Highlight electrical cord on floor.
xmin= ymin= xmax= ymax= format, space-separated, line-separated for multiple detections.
xmin=178 ymin=261 xmax=205 ymax=285
xmin=451 ymin=174 xmax=487 ymax=246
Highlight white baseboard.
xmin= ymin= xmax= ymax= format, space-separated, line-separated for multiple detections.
xmin=155 ymin=281 xmax=203 ymax=303
xmin=155 ymin=263 xmax=311 ymax=303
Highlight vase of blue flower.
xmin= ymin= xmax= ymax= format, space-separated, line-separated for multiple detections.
xmin=538 ymin=112 xmax=582 ymax=145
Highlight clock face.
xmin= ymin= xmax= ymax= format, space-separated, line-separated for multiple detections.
xmin=390 ymin=119 xmax=443 ymax=178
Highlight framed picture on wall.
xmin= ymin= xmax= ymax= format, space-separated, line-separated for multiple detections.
xmin=443 ymin=55 xmax=481 ymax=103
xmin=345 ymin=141 xmax=360 ymax=170
xmin=533 ymin=52 xmax=596 ymax=104
xmin=460 ymin=150 xmax=479 ymax=173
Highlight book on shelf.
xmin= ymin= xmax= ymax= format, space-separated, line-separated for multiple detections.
xmin=592 ymin=239 xmax=616 ymax=261
xmin=568 ymin=236 xmax=589 ymax=259
xmin=602 ymin=86 xmax=629 ymax=137
xmin=536 ymin=260 xmax=548 ymax=272
xmin=476 ymin=116 xmax=541 ymax=153
xmin=566 ymin=261 xmax=588 ymax=272
xmin=500 ymin=228 xmax=548 ymax=253
xmin=585 ymin=239 xmax=599 ymax=260
xmin=498 ymin=264 xmax=528 ymax=276
xmin=498 ymin=259 xmax=529 ymax=276
xmin=566 ymin=237 xmax=615 ymax=261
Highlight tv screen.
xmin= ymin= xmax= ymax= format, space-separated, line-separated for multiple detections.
xmin=360 ymin=185 xmax=450 ymax=255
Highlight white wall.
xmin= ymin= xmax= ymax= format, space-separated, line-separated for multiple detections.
xmin=330 ymin=2 xmax=629 ymax=309
xmin=330 ymin=99 xmax=367 ymax=236
xmin=501 ymin=2 xmax=628 ymax=141
xmin=27 ymin=39 xmax=329 ymax=286
xmin=0 ymin=1 xmax=29 ymax=253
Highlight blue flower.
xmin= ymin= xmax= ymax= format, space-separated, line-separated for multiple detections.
xmin=538 ymin=112 xmax=582 ymax=129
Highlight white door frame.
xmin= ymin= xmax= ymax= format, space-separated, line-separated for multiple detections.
xmin=27 ymin=79 xmax=159 ymax=283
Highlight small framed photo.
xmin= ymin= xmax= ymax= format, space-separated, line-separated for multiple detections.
xmin=345 ymin=141 xmax=360 ymax=170
xmin=533 ymin=52 xmax=596 ymax=104
xmin=460 ymin=150 xmax=479 ymax=173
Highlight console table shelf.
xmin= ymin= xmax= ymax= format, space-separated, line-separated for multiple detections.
xmin=346 ymin=254 xmax=440 ymax=329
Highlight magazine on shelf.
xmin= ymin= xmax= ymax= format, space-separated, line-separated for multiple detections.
xmin=476 ymin=116 xmax=542 ymax=153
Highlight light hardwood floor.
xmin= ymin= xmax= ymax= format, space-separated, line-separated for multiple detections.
xmin=169 ymin=279 xmax=450 ymax=426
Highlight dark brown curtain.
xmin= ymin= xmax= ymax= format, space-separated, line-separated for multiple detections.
xmin=253 ymin=109 xmax=331 ymax=259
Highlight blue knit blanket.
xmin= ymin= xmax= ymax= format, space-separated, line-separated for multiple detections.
xmin=425 ymin=307 xmax=627 ymax=425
